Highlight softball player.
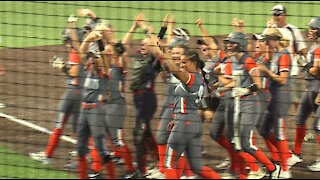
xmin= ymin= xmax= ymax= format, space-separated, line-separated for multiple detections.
xmin=146 ymin=15 xmax=195 ymax=179
xmin=257 ymin=28 xmax=293 ymax=179
xmin=158 ymin=50 xmax=220 ymax=179
xmin=291 ymin=17 xmax=320 ymax=172
xmin=29 ymin=16 xmax=84 ymax=165
xmin=76 ymin=30 xmax=114 ymax=179
xmin=152 ymin=47 xmax=183 ymax=175
xmin=103 ymin=44 xmax=136 ymax=176
xmin=252 ymin=34 xmax=281 ymax=165
xmin=223 ymin=31 xmax=282 ymax=179
xmin=265 ymin=4 xmax=308 ymax=113
xmin=122 ymin=13 xmax=161 ymax=178
xmin=196 ymin=19 xmax=221 ymax=121
xmin=196 ymin=19 xmax=249 ymax=178
xmin=85 ymin=25 xmax=130 ymax=179
xmin=148 ymin=35 xmax=220 ymax=178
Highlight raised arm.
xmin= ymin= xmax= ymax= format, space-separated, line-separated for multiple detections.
xmin=122 ymin=13 xmax=145 ymax=52
xmin=77 ymin=8 xmax=98 ymax=20
xmin=67 ymin=15 xmax=82 ymax=52
xmin=79 ymin=31 xmax=103 ymax=63
xmin=196 ymin=19 xmax=218 ymax=58
xmin=167 ymin=16 xmax=175 ymax=44
xmin=158 ymin=14 xmax=170 ymax=40
xmin=231 ymin=18 xmax=245 ymax=33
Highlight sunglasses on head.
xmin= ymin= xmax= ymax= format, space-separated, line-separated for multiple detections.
xmin=272 ymin=9 xmax=285 ymax=16
xmin=272 ymin=13 xmax=283 ymax=17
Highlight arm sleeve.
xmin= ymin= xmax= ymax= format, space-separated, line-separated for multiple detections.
xmin=223 ymin=61 xmax=232 ymax=78
xmin=68 ymin=50 xmax=81 ymax=65
xmin=186 ymin=73 xmax=195 ymax=88
xmin=279 ymin=54 xmax=291 ymax=72
xmin=245 ymin=57 xmax=258 ymax=74
xmin=314 ymin=47 xmax=320 ymax=62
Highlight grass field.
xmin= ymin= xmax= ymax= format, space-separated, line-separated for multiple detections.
xmin=0 ymin=146 xmax=76 ymax=179
xmin=0 ymin=1 xmax=319 ymax=48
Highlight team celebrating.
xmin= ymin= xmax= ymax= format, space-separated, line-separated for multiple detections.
xmin=28 ymin=4 xmax=320 ymax=179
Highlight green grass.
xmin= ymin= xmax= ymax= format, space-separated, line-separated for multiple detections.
xmin=0 ymin=1 xmax=319 ymax=48
xmin=0 ymin=146 xmax=76 ymax=179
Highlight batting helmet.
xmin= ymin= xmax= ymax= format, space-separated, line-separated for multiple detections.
xmin=224 ymin=32 xmax=248 ymax=52
xmin=173 ymin=28 xmax=190 ymax=41
xmin=167 ymin=37 xmax=189 ymax=49
xmin=307 ymin=17 xmax=320 ymax=39
xmin=308 ymin=17 xmax=320 ymax=29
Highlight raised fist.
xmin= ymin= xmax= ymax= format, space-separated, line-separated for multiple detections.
xmin=196 ymin=19 xmax=203 ymax=27
xmin=231 ymin=18 xmax=244 ymax=27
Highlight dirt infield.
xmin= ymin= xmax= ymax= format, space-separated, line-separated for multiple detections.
xmin=0 ymin=39 xmax=319 ymax=179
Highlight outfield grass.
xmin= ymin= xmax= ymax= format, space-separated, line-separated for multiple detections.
xmin=0 ymin=1 xmax=319 ymax=48
xmin=0 ymin=146 xmax=76 ymax=179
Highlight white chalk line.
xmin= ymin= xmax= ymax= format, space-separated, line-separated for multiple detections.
xmin=0 ymin=111 xmax=77 ymax=145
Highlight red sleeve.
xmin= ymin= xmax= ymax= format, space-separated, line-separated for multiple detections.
xmin=245 ymin=57 xmax=258 ymax=74
xmin=186 ymin=73 xmax=195 ymax=88
xmin=279 ymin=54 xmax=290 ymax=72
xmin=219 ymin=50 xmax=227 ymax=60
xmin=253 ymin=52 xmax=260 ymax=59
xmin=314 ymin=47 xmax=320 ymax=61
xmin=68 ymin=50 xmax=80 ymax=64
xmin=224 ymin=61 xmax=232 ymax=77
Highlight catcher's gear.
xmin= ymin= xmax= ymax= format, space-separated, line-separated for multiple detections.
xmin=49 ymin=56 xmax=66 ymax=70
xmin=224 ymin=32 xmax=248 ymax=52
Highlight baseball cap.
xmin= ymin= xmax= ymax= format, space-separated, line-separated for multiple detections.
xmin=272 ymin=4 xmax=287 ymax=16
xmin=252 ymin=33 xmax=266 ymax=41
xmin=264 ymin=28 xmax=283 ymax=40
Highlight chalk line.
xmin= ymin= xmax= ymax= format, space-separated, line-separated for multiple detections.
xmin=0 ymin=112 xmax=77 ymax=144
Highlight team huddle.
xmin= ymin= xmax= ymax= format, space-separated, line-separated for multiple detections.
xmin=28 ymin=4 xmax=320 ymax=179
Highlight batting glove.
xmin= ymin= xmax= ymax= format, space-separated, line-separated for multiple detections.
xmin=232 ymin=87 xmax=249 ymax=97
xmin=49 ymin=56 xmax=65 ymax=70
